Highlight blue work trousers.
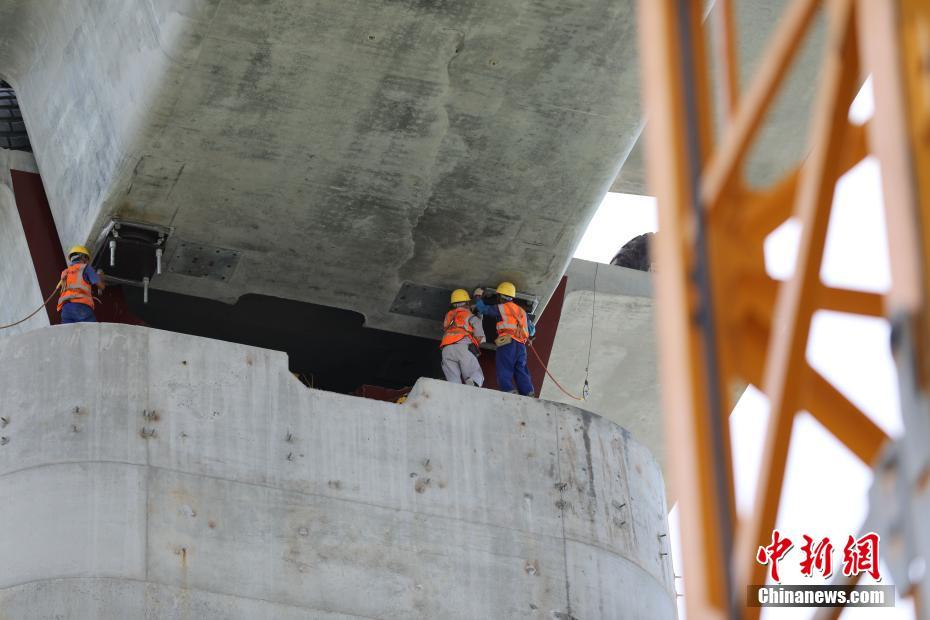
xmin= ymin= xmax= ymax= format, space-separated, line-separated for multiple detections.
xmin=60 ymin=302 xmax=97 ymax=324
xmin=496 ymin=341 xmax=534 ymax=395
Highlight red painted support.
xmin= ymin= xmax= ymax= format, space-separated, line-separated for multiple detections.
xmin=94 ymin=286 xmax=147 ymax=326
xmin=526 ymin=275 xmax=567 ymax=391
xmin=10 ymin=170 xmax=65 ymax=324
xmin=9 ymin=169 xmax=145 ymax=326
xmin=479 ymin=276 xmax=568 ymax=396
xmin=353 ymin=385 xmax=412 ymax=403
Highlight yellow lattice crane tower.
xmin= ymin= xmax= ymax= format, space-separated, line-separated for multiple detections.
xmin=638 ymin=0 xmax=930 ymax=617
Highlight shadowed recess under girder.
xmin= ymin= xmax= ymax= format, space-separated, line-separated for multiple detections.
xmin=123 ymin=289 xmax=444 ymax=394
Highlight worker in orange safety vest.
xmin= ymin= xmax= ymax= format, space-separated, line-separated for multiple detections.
xmin=439 ymin=288 xmax=486 ymax=386
xmin=57 ymin=245 xmax=105 ymax=324
xmin=474 ymin=281 xmax=536 ymax=396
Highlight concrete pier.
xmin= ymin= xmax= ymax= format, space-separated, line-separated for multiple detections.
xmin=0 ymin=324 xmax=675 ymax=619
xmin=542 ymin=261 xmax=663 ymax=472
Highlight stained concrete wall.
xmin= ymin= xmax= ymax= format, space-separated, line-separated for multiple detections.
xmin=611 ymin=0 xmax=827 ymax=195
xmin=0 ymin=0 xmax=642 ymax=340
xmin=0 ymin=0 xmax=212 ymax=246
xmin=541 ymin=260 xmax=662 ymax=472
xmin=0 ymin=148 xmax=47 ymax=336
xmin=0 ymin=324 xmax=675 ymax=619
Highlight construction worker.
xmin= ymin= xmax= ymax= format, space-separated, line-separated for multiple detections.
xmin=440 ymin=288 xmax=486 ymax=386
xmin=473 ymin=282 xmax=536 ymax=397
xmin=57 ymin=245 xmax=105 ymax=324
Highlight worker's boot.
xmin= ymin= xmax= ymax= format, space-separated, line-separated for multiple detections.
xmin=525 ymin=391 xmax=535 ymax=398
xmin=465 ymin=379 xmax=477 ymax=387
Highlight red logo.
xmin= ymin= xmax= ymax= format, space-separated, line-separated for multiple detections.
xmin=756 ymin=531 xmax=881 ymax=583
xmin=757 ymin=530 xmax=794 ymax=583
xmin=842 ymin=533 xmax=881 ymax=580
xmin=800 ymin=535 xmax=834 ymax=578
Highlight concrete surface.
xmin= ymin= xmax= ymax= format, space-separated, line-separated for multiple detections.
xmin=0 ymin=0 xmax=641 ymax=340
xmin=0 ymin=324 xmax=675 ymax=619
xmin=610 ymin=0 xmax=826 ymax=195
xmin=541 ymin=260 xmax=662 ymax=471
xmin=0 ymin=148 xmax=47 ymax=336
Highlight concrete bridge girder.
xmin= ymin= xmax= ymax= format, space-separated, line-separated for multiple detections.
xmin=0 ymin=0 xmax=641 ymax=338
xmin=612 ymin=0 xmax=827 ymax=195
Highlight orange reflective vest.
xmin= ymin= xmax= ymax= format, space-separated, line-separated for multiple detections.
xmin=496 ymin=301 xmax=529 ymax=344
xmin=57 ymin=264 xmax=94 ymax=311
xmin=440 ymin=307 xmax=479 ymax=348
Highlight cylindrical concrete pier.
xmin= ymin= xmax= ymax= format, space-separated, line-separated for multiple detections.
xmin=0 ymin=324 xmax=675 ymax=619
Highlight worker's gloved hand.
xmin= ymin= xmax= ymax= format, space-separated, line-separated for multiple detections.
xmin=473 ymin=287 xmax=484 ymax=298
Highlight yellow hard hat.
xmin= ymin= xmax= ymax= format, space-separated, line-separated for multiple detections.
xmin=68 ymin=245 xmax=91 ymax=259
xmin=496 ymin=281 xmax=516 ymax=298
xmin=450 ymin=289 xmax=470 ymax=304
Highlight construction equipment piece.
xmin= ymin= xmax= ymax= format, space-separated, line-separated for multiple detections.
xmin=92 ymin=219 xmax=171 ymax=303
xmin=639 ymin=0 xmax=930 ymax=617
xmin=0 ymin=82 xmax=30 ymax=152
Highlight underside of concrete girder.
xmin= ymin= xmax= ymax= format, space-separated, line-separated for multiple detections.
xmin=0 ymin=0 xmax=642 ymax=339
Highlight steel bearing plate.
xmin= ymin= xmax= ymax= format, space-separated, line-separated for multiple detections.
xmin=168 ymin=241 xmax=241 ymax=281
xmin=389 ymin=282 xmax=453 ymax=321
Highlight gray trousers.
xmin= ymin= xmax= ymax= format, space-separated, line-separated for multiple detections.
xmin=441 ymin=340 xmax=484 ymax=386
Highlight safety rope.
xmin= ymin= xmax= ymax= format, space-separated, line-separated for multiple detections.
xmin=527 ymin=341 xmax=585 ymax=401
xmin=0 ymin=282 xmax=61 ymax=330
xmin=583 ymin=263 xmax=599 ymax=400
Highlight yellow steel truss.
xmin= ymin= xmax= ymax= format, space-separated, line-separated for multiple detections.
xmin=639 ymin=0 xmax=930 ymax=617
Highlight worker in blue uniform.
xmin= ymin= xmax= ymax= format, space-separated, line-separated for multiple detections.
xmin=57 ymin=245 xmax=105 ymax=324
xmin=473 ymin=282 xmax=536 ymax=396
